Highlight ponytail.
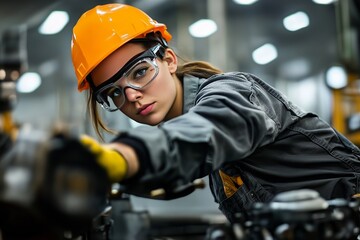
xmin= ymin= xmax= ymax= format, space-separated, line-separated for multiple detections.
xmin=176 ymin=61 xmax=223 ymax=80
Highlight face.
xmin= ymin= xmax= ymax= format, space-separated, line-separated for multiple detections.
xmin=90 ymin=43 xmax=181 ymax=125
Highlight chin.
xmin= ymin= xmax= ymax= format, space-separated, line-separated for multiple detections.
xmin=137 ymin=117 xmax=162 ymax=126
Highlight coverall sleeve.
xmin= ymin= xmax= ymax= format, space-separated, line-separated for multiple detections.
xmin=115 ymin=73 xmax=283 ymax=197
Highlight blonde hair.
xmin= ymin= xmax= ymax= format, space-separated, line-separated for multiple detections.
xmin=176 ymin=60 xmax=223 ymax=79
xmin=87 ymin=49 xmax=223 ymax=140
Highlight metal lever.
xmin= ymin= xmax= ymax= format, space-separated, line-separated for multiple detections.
xmin=150 ymin=178 xmax=206 ymax=200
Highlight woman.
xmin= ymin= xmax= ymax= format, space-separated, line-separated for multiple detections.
xmin=71 ymin=3 xmax=360 ymax=223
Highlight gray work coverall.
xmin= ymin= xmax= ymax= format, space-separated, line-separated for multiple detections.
xmin=114 ymin=72 xmax=360 ymax=223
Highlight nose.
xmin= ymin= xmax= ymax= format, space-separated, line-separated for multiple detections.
xmin=124 ymin=87 xmax=143 ymax=102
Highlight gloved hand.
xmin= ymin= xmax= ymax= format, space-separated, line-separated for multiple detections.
xmin=80 ymin=135 xmax=128 ymax=183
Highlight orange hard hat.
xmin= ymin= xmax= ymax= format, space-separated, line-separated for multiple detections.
xmin=71 ymin=3 xmax=172 ymax=92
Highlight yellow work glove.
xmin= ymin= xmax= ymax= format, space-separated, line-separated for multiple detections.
xmin=80 ymin=135 xmax=127 ymax=183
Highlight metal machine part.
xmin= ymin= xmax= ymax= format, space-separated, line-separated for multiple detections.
xmin=0 ymin=26 xmax=27 ymax=113
xmin=232 ymin=189 xmax=360 ymax=240
xmin=0 ymin=126 xmax=110 ymax=239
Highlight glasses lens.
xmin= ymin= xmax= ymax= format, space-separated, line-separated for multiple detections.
xmin=125 ymin=58 xmax=158 ymax=88
xmin=97 ymin=86 xmax=125 ymax=111
xmin=94 ymin=56 xmax=159 ymax=112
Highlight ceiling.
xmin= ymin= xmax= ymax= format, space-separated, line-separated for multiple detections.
xmin=0 ymin=0 xmax=359 ymax=123
xmin=0 ymin=0 xmax=345 ymax=89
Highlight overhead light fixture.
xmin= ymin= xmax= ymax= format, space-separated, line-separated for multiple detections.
xmin=17 ymin=72 xmax=42 ymax=93
xmin=38 ymin=11 xmax=69 ymax=35
xmin=283 ymin=11 xmax=310 ymax=31
xmin=39 ymin=60 xmax=59 ymax=77
xmin=252 ymin=43 xmax=278 ymax=65
xmin=0 ymin=69 xmax=5 ymax=80
xmin=325 ymin=66 xmax=347 ymax=89
xmin=312 ymin=0 xmax=335 ymax=4
xmin=233 ymin=0 xmax=258 ymax=5
xmin=189 ymin=19 xmax=218 ymax=38
xmin=280 ymin=58 xmax=310 ymax=78
xmin=288 ymin=77 xmax=317 ymax=112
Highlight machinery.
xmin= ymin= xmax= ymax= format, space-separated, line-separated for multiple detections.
xmin=331 ymin=0 xmax=360 ymax=145
xmin=231 ymin=189 xmax=360 ymax=240
xmin=1 ymin=12 xmax=360 ymax=239
xmin=0 ymin=25 xmax=111 ymax=240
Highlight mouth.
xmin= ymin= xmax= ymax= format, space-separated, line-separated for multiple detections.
xmin=137 ymin=103 xmax=155 ymax=116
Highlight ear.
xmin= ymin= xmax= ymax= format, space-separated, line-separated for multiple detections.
xmin=163 ymin=48 xmax=178 ymax=73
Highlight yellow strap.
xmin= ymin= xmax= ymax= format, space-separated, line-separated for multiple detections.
xmin=219 ymin=169 xmax=243 ymax=198
xmin=1 ymin=112 xmax=17 ymax=140
xmin=352 ymin=193 xmax=360 ymax=198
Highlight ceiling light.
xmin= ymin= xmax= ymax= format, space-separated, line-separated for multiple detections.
xmin=0 ymin=69 xmax=6 ymax=80
xmin=189 ymin=19 xmax=218 ymax=38
xmin=312 ymin=0 xmax=335 ymax=4
xmin=252 ymin=43 xmax=278 ymax=65
xmin=325 ymin=66 xmax=347 ymax=89
xmin=288 ymin=77 xmax=317 ymax=112
xmin=39 ymin=60 xmax=59 ymax=77
xmin=280 ymin=58 xmax=310 ymax=78
xmin=283 ymin=11 xmax=310 ymax=31
xmin=17 ymin=72 xmax=42 ymax=93
xmin=233 ymin=0 xmax=258 ymax=5
xmin=38 ymin=11 xmax=69 ymax=35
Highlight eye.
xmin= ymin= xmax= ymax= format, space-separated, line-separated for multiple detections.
xmin=108 ymin=87 xmax=122 ymax=98
xmin=132 ymin=66 xmax=149 ymax=80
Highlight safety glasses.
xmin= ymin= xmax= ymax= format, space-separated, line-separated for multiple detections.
xmin=93 ymin=44 xmax=165 ymax=112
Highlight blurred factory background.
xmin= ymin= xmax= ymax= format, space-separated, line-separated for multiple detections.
xmin=1 ymin=0 xmax=360 ymax=233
